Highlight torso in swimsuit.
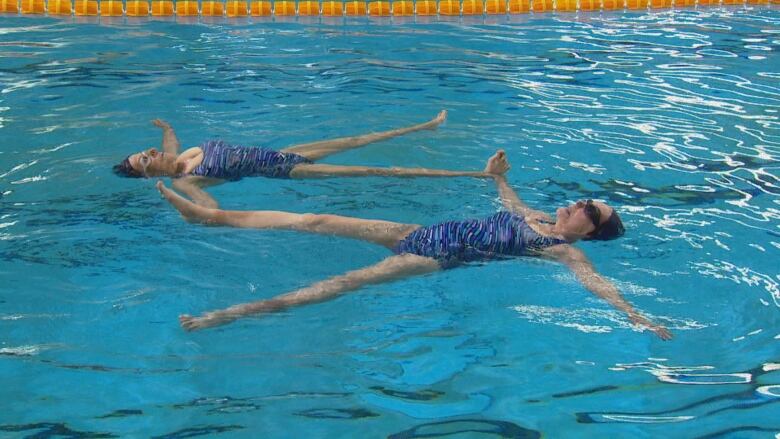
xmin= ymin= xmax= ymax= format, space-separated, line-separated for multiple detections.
xmin=189 ymin=140 xmax=312 ymax=181
xmin=393 ymin=211 xmax=566 ymax=267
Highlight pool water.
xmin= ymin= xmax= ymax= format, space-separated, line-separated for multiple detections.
xmin=1 ymin=8 xmax=779 ymax=438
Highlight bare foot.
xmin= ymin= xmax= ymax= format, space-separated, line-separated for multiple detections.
xmin=424 ymin=110 xmax=447 ymax=130
xmin=484 ymin=150 xmax=510 ymax=176
xmin=156 ymin=180 xmax=210 ymax=223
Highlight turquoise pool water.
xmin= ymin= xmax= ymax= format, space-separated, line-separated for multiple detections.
xmin=1 ymin=8 xmax=779 ymax=438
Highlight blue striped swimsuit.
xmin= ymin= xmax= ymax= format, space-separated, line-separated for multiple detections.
xmin=394 ymin=211 xmax=566 ymax=268
xmin=191 ymin=140 xmax=313 ymax=181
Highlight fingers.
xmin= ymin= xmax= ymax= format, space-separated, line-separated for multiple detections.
xmin=152 ymin=119 xmax=171 ymax=129
xmin=179 ymin=314 xmax=197 ymax=331
xmin=655 ymin=326 xmax=673 ymax=341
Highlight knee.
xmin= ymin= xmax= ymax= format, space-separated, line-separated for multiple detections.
xmin=301 ymin=213 xmax=326 ymax=229
xmin=209 ymin=209 xmax=230 ymax=225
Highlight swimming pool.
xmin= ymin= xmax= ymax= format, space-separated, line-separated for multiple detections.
xmin=1 ymin=8 xmax=778 ymax=438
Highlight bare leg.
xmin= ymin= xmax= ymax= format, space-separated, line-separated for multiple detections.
xmin=156 ymin=181 xmax=420 ymax=248
xmin=179 ymin=253 xmax=441 ymax=331
xmin=288 ymin=149 xmax=511 ymax=179
xmin=172 ymin=176 xmax=224 ymax=209
xmin=279 ymin=110 xmax=447 ymax=161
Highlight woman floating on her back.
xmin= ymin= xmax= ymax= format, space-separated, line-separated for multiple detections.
xmin=155 ymin=151 xmax=672 ymax=340
xmin=115 ymin=111 xmax=497 ymax=207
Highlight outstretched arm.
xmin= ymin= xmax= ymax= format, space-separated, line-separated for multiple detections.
xmin=171 ymin=176 xmax=223 ymax=209
xmin=548 ymin=246 xmax=672 ymax=340
xmin=487 ymin=151 xmax=552 ymax=221
xmin=153 ymin=119 xmax=181 ymax=155
xmin=179 ymin=254 xmax=441 ymax=331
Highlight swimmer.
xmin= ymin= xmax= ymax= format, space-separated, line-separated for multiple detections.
xmin=115 ymin=111 xmax=493 ymax=208
xmin=156 ymin=151 xmax=671 ymax=340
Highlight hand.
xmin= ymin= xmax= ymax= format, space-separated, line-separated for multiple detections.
xmin=179 ymin=311 xmax=233 ymax=331
xmin=485 ymin=150 xmax=510 ymax=176
xmin=630 ymin=314 xmax=673 ymax=341
xmin=152 ymin=118 xmax=172 ymax=130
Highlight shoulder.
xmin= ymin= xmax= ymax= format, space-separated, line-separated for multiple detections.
xmin=182 ymin=146 xmax=203 ymax=154
xmin=176 ymin=147 xmax=203 ymax=160
xmin=539 ymin=242 xmax=583 ymax=263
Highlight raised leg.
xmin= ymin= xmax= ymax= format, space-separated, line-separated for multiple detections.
xmin=179 ymin=253 xmax=442 ymax=331
xmin=280 ymin=110 xmax=447 ymax=161
xmin=156 ymin=181 xmax=420 ymax=248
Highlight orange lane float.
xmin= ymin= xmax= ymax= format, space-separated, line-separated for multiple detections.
xmin=557 ymin=0 xmax=577 ymax=12
xmin=1 ymin=0 xmax=775 ymax=17
xmin=392 ymin=0 xmax=413 ymax=14
xmin=344 ymin=0 xmax=365 ymax=13
xmin=0 ymin=0 xmax=19 ymax=13
xmin=650 ymin=0 xmax=672 ymax=7
xmin=531 ymin=0 xmax=553 ymax=12
xmin=508 ymin=0 xmax=530 ymax=13
xmin=368 ymin=0 xmax=389 ymax=15
xmin=20 ymin=0 xmax=45 ymax=13
xmin=625 ymin=0 xmax=648 ymax=8
xmin=49 ymin=0 xmax=73 ymax=14
xmin=250 ymin=0 xmax=272 ymax=14
xmin=298 ymin=0 xmax=318 ymax=15
xmin=74 ymin=0 xmax=97 ymax=14
xmin=273 ymin=0 xmax=294 ymax=14
xmin=416 ymin=0 xmax=437 ymax=15
xmin=485 ymin=0 xmax=506 ymax=13
xmin=321 ymin=0 xmax=342 ymax=14
xmin=226 ymin=0 xmax=248 ymax=15
xmin=176 ymin=0 xmax=199 ymax=14
xmin=151 ymin=0 xmax=173 ymax=14
xmin=100 ymin=0 xmax=123 ymax=15
xmin=462 ymin=0 xmax=483 ymax=14
xmin=580 ymin=0 xmax=600 ymax=11
xmin=439 ymin=0 xmax=458 ymax=14
xmin=201 ymin=0 xmax=224 ymax=15
xmin=126 ymin=0 xmax=149 ymax=15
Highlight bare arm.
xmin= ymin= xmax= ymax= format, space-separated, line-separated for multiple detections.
xmin=548 ymin=245 xmax=672 ymax=340
xmin=171 ymin=176 xmax=223 ymax=209
xmin=153 ymin=119 xmax=181 ymax=155
xmin=486 ymin=151 xmax=552 ymax=221
xmin=179 ymin=254 xmax=441 ymax=331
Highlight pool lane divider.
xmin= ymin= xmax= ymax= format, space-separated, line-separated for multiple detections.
xmin=0 ymin=0 xmax=776 ymax=16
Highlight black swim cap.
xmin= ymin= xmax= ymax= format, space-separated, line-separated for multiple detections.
xmin=113 ymin=156 xmax=144 ymax=178
xmin=587 ymin=210 xmax=625 ymax=241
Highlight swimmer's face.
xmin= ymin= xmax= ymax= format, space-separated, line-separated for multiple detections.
xmin=128 ymin=148 xmax=168 ymax=177
xmin=555 ymin=199 xmax=612 ymax=240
